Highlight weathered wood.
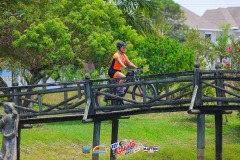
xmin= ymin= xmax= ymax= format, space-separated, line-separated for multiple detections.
xmin=224 ymin=82 xmax=240 ymax=92
xmin=189 ymin=85 xmax=198 ymax=110
xmin=173 ymin=90 xmax=193 ymax=100
xmin=200 ymin=69 xmax=240 ymax=74
xmin=94 ymin=99 xmax=191 ymax=112
xmin=215 ymin=114 xmax=222 ymax=160
xmin=1 ymin=65 xmax=240 ymax=160
xmin=83 ymin=99 xmax=91 ymax=121
xmin=91 ymin=77 xmax=193 ymax=90
xmin=202 ymin=97 xmax=240 ymax=102
xmin=193 ymin=63 xmax=205 ymax=160
xmin=43 ymin=95 xmax=79 ymax=112
xmin=84 ymin=75 xmax=95 ymax=116
xmin=94 ymin=90 xmax=139 ymax=104
xmin=148 ymin=82 xmax=193 ymax=103
xmin=19 ymin=114 xmax=84 ymax=124
xmin=14 ymin=105 xmax=39 ymax=113
xmin=0 ymin=87 xmax=79 ymax=98
xmin=64 ymin=84 xmax=68 ymax=109
xmin=110 ymin=120 xmax=119 ymax=160
xmin=202 ymin=81 xmax=240 ymax=98
xmin=92 ymin=121 xmax=101 ymax=160
xmin=20 ymin=108 xmax=85 ymax=118
xmin=20 ymin=97 xmax=54 ymax=108
xmin=77 ymin=82 xmax=82 ymax=99
xmin=197 ymin=114 xmax=205 ymax=160
xmin=214 ymin=64 xmax=225 ymax=160
xmin=38 ymin=94 xmax=43 ymax=112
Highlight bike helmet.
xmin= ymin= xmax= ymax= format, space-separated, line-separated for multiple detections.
xmin=116 ymin=41 xmax=126 ymax=50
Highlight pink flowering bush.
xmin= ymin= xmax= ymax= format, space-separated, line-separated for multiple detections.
xmin=222 ymin=58 xmax=231 ymax=69
xmin=225 ymin=46 xmax=233 ymax=53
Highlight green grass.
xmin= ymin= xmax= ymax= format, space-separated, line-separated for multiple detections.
xmin=2 ymin=112 xmax=239 ymax=160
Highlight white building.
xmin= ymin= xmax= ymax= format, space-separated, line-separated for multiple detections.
xmin=182 ymin=6 xmax=240 ymax=42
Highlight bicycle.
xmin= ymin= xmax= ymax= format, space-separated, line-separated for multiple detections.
xmin=94 ymin=69 xmax=157 ymax=109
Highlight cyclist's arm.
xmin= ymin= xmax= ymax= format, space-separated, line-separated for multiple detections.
xmin=126 ymin=58 xmax=138 ymax=69
xmin=116 ymin=57 xmax=127 ymax=69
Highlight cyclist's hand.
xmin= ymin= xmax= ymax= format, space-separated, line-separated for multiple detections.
xmin=125 ymin=67 xmax=131 ymax=71
xmin=136 ymin=67 xmax=141 ymax=71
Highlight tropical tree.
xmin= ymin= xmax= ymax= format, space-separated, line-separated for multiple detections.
xmin=183 ymin=29 xmax=215 ymax=69
xmin=155 ymin=0 xmax=188 ymax=41
xmin=138 ymin=36 xmax=195 ymax=74
xmin=109 ymin=0 xmax=187 ymax=40
xmin=1 ymin=0 xmax=146 ymax=86
xmin=214 ymin=24 xmax=232 ymax=64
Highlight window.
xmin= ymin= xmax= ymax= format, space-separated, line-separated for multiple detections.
xmin=205 ymin=33 xmax=212 ymax=39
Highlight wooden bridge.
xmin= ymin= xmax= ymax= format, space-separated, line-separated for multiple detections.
xmin=0 ymin=63 xmax=240 ymax=160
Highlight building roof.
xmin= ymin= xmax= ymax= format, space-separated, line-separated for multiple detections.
xmin=182 ymin=6 xmax=240 ymax=30
xmin=181 ymin=6 xmax=218 ymax=30
xmin=202 ymin=7 xmax=239 ymax=29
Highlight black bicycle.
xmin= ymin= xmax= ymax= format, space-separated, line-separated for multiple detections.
xmin=94 ymin=69 xmax=157 ymax=108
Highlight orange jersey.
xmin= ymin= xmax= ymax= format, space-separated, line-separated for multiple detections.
xmin=110 ymin=52 xmax=128 ymax=71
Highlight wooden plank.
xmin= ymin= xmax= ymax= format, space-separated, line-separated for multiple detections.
xmin=189 ymin=85 xmax=198 ymax=110
xmin=83 ymin=99 xmax=91 ymax=121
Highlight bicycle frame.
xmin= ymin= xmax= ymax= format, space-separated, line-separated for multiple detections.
xmin=113 ymin=69 xmax=140 ymax=95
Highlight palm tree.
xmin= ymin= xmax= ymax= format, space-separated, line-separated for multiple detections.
xmin=108 ymin=0 xmax=186 ymax=39
xmin=108 ymin=0 xmax=161 ymax=36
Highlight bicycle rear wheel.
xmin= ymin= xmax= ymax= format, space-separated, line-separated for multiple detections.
xmin=132 ymin=84 xmax=157 ymax=102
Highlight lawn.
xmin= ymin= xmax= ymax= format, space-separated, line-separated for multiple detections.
xmin=9 ymin=111 xmax=239 ymax=160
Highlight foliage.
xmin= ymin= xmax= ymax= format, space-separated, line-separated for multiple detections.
xmin=214 ymin=23 xmax=232 ymax=63
xmin=61 ymin=0 xmax=145 ymax=69
xmin=109 ymin=0 xmax=161 ymax=36
xmin=212 ymin=24 xmax=240 ymax=70
xmin=1 ymin=0 xmax=145 ymax=84
xmin=221 ymin=38 xmax=240 ymax=70
xmin=183 ymin=29 xmax=215 ymax=69
xmin=158 ymin=0 xmax=188 ymax=41
xmin=138 ymin=36 xmax=195 ymax=75
xmin=110 ymin=0 xmax=187 ymax=41
xmin=11 ymin=18 xmax=74 ymax=84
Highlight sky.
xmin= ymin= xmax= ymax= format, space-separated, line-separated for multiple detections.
xmin=173 ymin=0 xmax=240 ymax=16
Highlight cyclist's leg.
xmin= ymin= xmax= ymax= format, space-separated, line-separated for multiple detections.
xmin=114 ymin=71 xmax=126 ymax=93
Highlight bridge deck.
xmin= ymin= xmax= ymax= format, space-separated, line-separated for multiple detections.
xmin=1 ymin=65 xmax=240 ymax=160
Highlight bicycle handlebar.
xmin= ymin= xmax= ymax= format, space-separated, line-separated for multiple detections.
xmin=125 ymin=68 xmax=142 ymax=77
xmin=126 ymin=68 xmax=141 ymax=72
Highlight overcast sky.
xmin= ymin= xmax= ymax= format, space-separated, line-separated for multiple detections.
xmin=173 ymin=0 xmax=240 ymax=16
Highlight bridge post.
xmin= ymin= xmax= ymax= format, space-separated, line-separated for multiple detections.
xmin=110 ymin=120 xmax=119 ymax=160
xmin=13 ymin=82 xmax=21 ymax=160
xmin=84 ymin=74 xmax=101 ymax=160
xmin=194 ymin=63 xmax=205 ymax=160
xmin=92 ymin=121 xmax=101 ymax=160
xmin=84 ymin=73 xmax=95 ymax=116
xmin=214 ymin=64 xmax=225 ymax=160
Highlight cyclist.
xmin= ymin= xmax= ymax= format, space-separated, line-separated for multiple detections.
xmin=108 ymin=41 xmax=138 ymax=94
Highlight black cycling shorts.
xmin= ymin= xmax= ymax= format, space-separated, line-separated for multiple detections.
xmin=108 ymin=68 xmax=121 ymax=78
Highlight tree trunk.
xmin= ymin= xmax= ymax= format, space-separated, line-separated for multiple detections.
xmin=0 ymin=76 xmax=11 ymax=100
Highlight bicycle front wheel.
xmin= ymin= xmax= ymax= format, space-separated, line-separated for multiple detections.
xmin=132 ymin=84 xmax=157 ymax=102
